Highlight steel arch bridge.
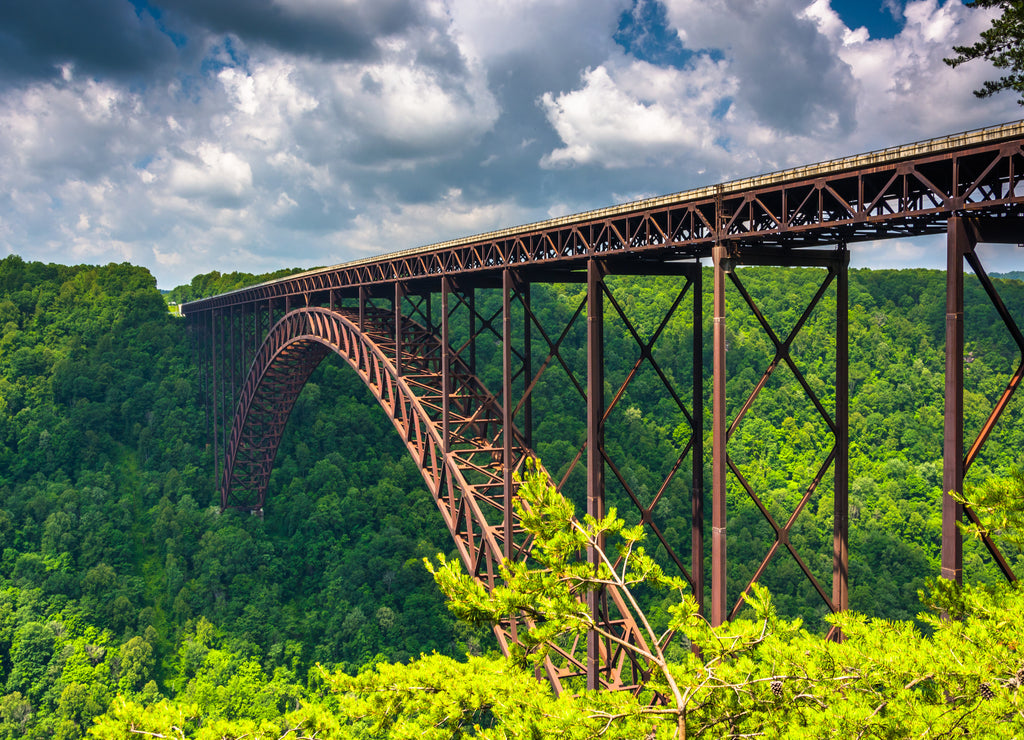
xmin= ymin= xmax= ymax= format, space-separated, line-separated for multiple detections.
xmin=183 ymin=120 xmax=1024 ymax=694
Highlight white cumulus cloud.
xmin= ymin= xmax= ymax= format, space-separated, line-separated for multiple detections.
xmin=1 ymin=0 xmax=1023 ymax=285
xmin=539 ymin=56 xmax=735 ymax=168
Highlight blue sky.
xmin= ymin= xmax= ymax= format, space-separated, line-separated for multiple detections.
xmin=0 ymin=0 xmax=1019 ymax=287
xmin=833 ymin=0 xmax=904 ymax=38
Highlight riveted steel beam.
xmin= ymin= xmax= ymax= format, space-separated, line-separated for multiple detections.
xmin=943 ymin=217 xmax=969 ymax=583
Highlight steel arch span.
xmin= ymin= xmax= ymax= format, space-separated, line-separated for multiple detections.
xmin=221 ymin=304 xmax=657 ymax=695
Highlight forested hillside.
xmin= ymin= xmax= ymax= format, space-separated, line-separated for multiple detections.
xmin=0 ymin=254 xmax=1021 ymax=737
xmin=0 ymin=257 xmax=473 ymax=739
xmin=164 ymin=269 xmax=308 ymax=305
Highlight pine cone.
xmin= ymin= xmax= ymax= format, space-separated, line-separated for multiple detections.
xmin=1017 ymin=666 xmax=1024 ymax=684
xmin=771 ymin=680 xmax=783 ymax=697
xmin=980 ymin=682 xmax=995 ymax=701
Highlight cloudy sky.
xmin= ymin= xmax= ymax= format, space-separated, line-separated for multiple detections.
xmin=0 ymin=0 xmax=1020 ymax=288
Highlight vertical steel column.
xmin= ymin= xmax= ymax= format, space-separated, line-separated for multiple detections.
xmin=200 ymin=313 xmax=209 ymax=432
xmin=240 ymin=304 xmax=247 ymax=375
xmin=426 ymin=288 xmax=432 ymax=336
xmin=943 ymin=217 xmax=968 ymax=583
xmin=500 ymin=271 xmax=520 ymax=646
xmin=234 ymin=306 xmax=242 ymax=397
xmin=229 ymin=306 xmax=236 ymax=424
xmin=469 ymin=288 xmax=477 ymax=376
xmin=442 ymin=277 xmax=452 ymax=456
xmin=218 ymin=309 xmax=228 ymax=497
xmin=395 ymin=282 xmax=404 ymax=377
xmin=253 ymin=302 xmax=259 ymax=362
xmin=210 ymin=310 xmax=219 ymax=494
xmin=586 ymin=258 xmax=605 ymax=690
xmin=833 ymin=246 xmax=850 ymax=612
xmin=692 ymin=263 xmax=705 ymax=612
xmin=239 ymin=304 xmax=246 ymax=382
xmin=711 ymin=244 xmax=728 ymax=627
xmin=359 ymin=286 xmax=367 ymax=333
xmin=523 ymin=281 xmax=533 ymax=450
xmin=502 ymin=269 xmax=514 ymax=561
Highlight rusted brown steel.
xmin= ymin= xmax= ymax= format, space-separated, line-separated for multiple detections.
xmin=586 ymin=257 xmax=605 ymax=691
xmin=213 ymin=310 xmax=222 ymax=492
xmin=943 ymin=217 xmax=967 ymax=583
xmin=600 ymin=274 xmax=700 ymax=590
xmin=691 ymin=265 xmax=704 ymax=613
xmin=441 ymin=278 xmax=452 ymax=456
xmin=394 ymin=282 xmax=404 ymax=377
xmin=720 ymin=251 xmax=846 ymax=621
xmin=502 ymin=269 xmax=514 ymax=563
xmin=947 ymin=220 xmax=1023 ymax=583
xmin=523 ymin=282 xmax=533 ymax=450
xmin=833 ymin=245 xmax=850 ymax=617
xmin=499 ymin=261 xmax=705 ymax=606
xmin=491 ymin=261 xmax=706 ymax=684
xmin=711 ymin=243 xmax=728 ymax=627
xmin=962 ymin=254 xmax=1024 ymax=475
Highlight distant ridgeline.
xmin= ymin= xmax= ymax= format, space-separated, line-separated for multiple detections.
xmin=164 ymin=267 xmax=310 ymax=305
xmin=0 ymin=254 xmax=1021 ymax=736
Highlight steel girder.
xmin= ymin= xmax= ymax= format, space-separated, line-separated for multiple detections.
xmin=710 ymin=246 xmax=850 ymax=629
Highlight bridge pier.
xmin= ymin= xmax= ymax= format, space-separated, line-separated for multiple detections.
xmin=586 ymin=258 xmax=606 ymax=690
xmin=834 ymin=246 xmax=849 ymax=616
xmin=711 ymin=243 xmax=728 ymax=627
xmin=942 ymin=216 xmax=1024 ymax=585
xmin=502 ymin=269 xmax=515 ymax=563
xmin=943 ymin=217 xmax=968 ymax=583
xmin=711 ymin=243 xmax=851 ymax=627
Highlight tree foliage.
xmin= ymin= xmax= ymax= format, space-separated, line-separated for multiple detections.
xmin=0 ymin=256 xmax=1022 ymax=736
xmin=109 ymin=465 xmax=1022 ymax=738
xmin=427 ymin=464 xmax=1024 ymax=738
xmin=164 ymin=268 xmax=308 ymax=305
xmin=0 ymin=257 xmax=474 ymax=737
xmin=945 ymin=0 xmax=1024 ymax=104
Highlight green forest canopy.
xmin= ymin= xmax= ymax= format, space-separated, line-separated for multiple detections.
xmin=0 ymin=254 xmax=1021 ymax=736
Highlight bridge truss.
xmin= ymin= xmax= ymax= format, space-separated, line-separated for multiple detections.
xmin=184 ymin=121 xmax=1024 ymax=692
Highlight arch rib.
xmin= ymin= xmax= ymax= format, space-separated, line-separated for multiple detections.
xmin=223 ymin=305 xmax=655 ymax=694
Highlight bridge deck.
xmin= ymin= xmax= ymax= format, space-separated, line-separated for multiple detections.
xmin=322 ymin=119 xmax=1024 ymax=268
xmin=183 ymin=119 xmax=1024 ymax=314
